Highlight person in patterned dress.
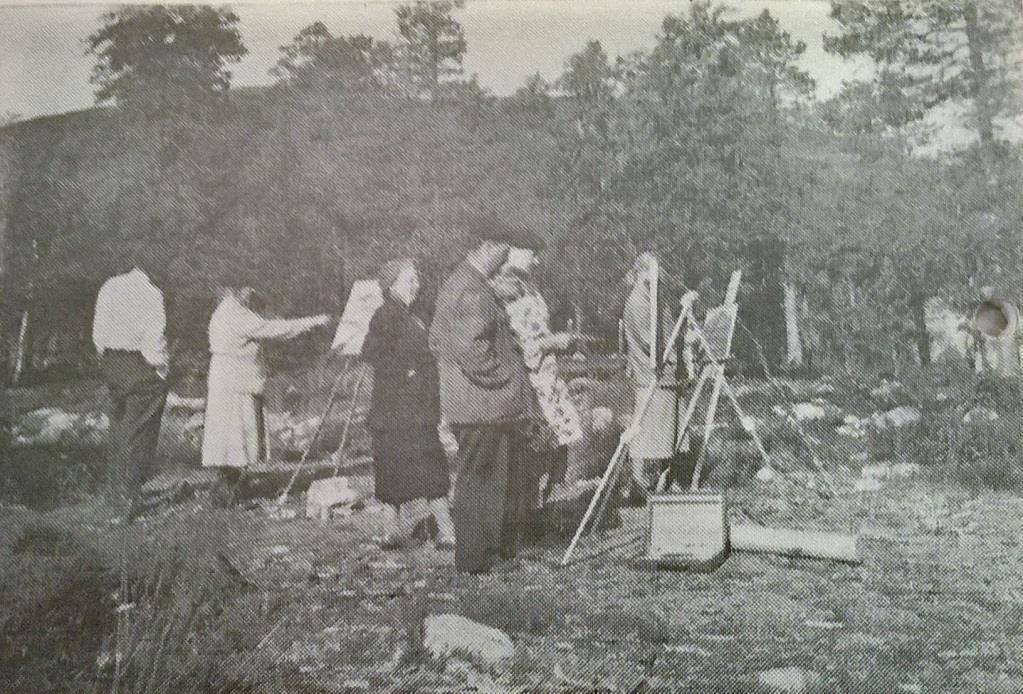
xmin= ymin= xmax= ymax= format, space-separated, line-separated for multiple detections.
xmin=491 ymin=239 xmax=585 ymax=538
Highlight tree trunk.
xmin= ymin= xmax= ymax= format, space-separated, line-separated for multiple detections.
xmin=783 ymin=283 xmax=803 ymax=366
xmin=911 ymin=294 xmax=931 ymax=367
xmin=963 ymin=2 xmax=997 ymax=161
xmin=12 ymin=308 xmax=28 ymax=385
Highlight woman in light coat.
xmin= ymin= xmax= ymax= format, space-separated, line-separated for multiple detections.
xmin=201 ymin=286 xmax=329 ymax=503
xmin=622 ymin=253 xmax=687 ymax=501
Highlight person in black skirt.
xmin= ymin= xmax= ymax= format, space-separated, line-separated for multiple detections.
xmin=361 ymin=257 xmax=456 ymax=550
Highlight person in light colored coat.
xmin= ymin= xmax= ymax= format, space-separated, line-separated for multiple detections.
xmin=201 ymin=285 xmax=329 ymax=503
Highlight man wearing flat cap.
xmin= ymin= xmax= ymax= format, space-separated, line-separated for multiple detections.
xmin=428 ymin=216 xmax=534 ymax=574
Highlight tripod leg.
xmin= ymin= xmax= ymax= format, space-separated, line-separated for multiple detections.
xmin=689 ymin=365 xmax=724 ymax=491
xmin=561 ymin=437 xmax=631 ymax=566
xmin=332 ymin=366 xmax=368 ymax=476
xmin=720 ymin=378 xmax=770 ymax=467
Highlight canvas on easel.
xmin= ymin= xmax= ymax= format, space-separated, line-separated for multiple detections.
xmin=331 ymin=279 xmax=385 ymax=355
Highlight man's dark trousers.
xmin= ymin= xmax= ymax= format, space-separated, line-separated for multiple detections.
xmin=451 ymin=422 xmax=528 ymax=574
xmin=101 ymin=351 xmax=167 ymax=519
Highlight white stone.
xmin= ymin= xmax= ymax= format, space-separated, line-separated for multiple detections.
xmin=885 ymin=406 xmax=921 ymax=428
xmin=791 ymin=402 xmax=826 ymax=421
xmin=871 ymin=381 xmax=902 ymax=400
xmin=854 ymin=477 xmax=883 ymax=493
xmin=963 ymin=407 xmax=999 ymax=423
xmin=423 ymin=614 xmax=514 ymax=666
xmin=757 ymin=666 xmax=822 ymax=693
xmin=306 ymin=477 xmax=361 ymax=520
xmin=756 ymin=466 xmax=775 ymax=483
xmin=739 ymin=415 xmax=759 ymax=433
xmin=861 ymin=464 xmax=890 ymax=480
xmin=889 ymin=463 xmax=922 ymax=478
xmin=12 ymin=407 xmax=109 ymax=445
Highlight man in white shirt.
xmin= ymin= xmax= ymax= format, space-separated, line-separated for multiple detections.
xmin=92 ymin=257 xmax=170 ymax=522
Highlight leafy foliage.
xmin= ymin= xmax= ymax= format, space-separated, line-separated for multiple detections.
xmin=825 ymin=0 xmax=1023 ymax=156
xmin=87 ymin=6 xmax=247 ymax=119
xmin=393 ymin=0 xmax=468 ymax=100
xmin=271 ymin=22 xmax=399 ymax=95
xmin=1 ymin=0 xmax=1021 ymax=381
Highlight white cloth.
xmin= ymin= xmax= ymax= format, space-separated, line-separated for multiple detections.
xmin=201 ymin=295 xmax=324 ymax=469
xmin=92 ymin=268 xmax=169 ymax=377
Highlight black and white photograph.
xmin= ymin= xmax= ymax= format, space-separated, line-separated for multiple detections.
xmin=1 ymin=0 xmax=1022 ymax=691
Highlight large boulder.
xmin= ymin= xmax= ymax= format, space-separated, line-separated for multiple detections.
xmin=423 ymin=614 xmax=514 ymax=666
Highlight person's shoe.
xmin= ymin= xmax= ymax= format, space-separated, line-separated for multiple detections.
xmin=491 ymin=557 xmax=523 ymax=574
xmin=434 ymin=536 xmax=456 ymax=551
xmin=376 ymin=534 xmax=404 ymax=551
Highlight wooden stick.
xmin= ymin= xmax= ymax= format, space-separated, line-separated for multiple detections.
xmin=729 ymin=525 xmax=860 ymax=564
xmin=648 ymin=258 xmax=659 ymax=372
xmin=332 ymin=365 xmax=368 ymax=476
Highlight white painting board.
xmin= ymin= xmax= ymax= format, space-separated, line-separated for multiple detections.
xmin=701 ymin=304 xmax=738 ymax=363
xmin=331 ymin=280 xmax=384 ymax=354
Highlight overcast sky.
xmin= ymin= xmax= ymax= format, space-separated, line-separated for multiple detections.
xmin=0 ymin=0 xmax=873 ymax=121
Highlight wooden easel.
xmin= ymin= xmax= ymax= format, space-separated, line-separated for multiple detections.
xmin=561 ymin=259 xmax=698 ymax=566
xmin=655 ymin=270 xmax=771 ymax=493
xmin=561 ymin=270 xmax=772 ymax=566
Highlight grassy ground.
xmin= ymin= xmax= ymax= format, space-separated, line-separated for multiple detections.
xmin=2 ymin=368 xmax=1022 ymax=692
xmin=2 ymin=473 xmax=1022 ymax=692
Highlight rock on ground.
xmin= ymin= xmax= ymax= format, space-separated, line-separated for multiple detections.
xmin=423 ymin=614 xmax=514 ymax=666
xmin=306 ymin=477 xmax=362 ymax=520
xmin=757 ymin=667 xmax=822 ymax=693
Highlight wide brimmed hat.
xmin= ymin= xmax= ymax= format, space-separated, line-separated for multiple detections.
xmin=465 ymin=213 xmax=544 ymax=250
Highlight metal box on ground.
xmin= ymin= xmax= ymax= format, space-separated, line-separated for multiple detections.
xmin=636 ymin=491 xmax=728 ymax=571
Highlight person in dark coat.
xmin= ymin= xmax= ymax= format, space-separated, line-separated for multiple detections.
xmin=428 ymin=218 xmax=534 ymax=574
xmin=362 ymin=257 xmax=455 ymax=550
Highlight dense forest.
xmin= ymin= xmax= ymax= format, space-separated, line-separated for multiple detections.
xmin=0 ymin=1 xmax=1020 ymax=384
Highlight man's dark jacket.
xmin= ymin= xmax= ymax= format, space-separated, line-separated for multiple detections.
xmin=428 ymin=260 xmax=530 ymax=425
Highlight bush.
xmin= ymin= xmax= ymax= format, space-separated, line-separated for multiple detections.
xmin=894 ymin=367 xmax=1023 ymax=490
